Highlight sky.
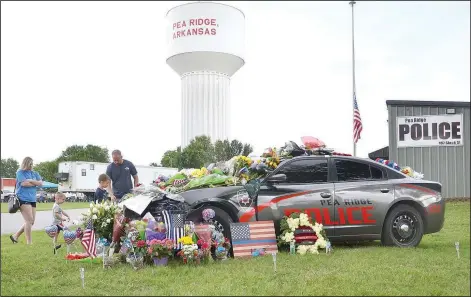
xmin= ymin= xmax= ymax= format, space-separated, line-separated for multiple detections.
xmin=1 ymin=1 xmax=470 ymax=167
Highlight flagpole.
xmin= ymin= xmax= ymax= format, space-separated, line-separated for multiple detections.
xmin=350 ymin=1 xmax=357 ymax=157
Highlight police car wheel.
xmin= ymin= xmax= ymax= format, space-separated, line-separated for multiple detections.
xmin=381 ymin=204 xmax=424 ymax=247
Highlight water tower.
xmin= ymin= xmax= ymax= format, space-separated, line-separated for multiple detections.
xmin=166 ymin=2 xmax=245 ymax=148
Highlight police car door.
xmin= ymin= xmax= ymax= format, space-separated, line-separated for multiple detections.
xmin=256 ymin=157 xmax=335 ymax=234
xmin=332 ymin=158 xmax=395 ymax=239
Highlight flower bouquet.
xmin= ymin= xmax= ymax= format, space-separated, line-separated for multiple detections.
xmin=197 ymin=239 xmax=212 ymax=264
xmin=213 ymin=235 xmax=231 ymax=260
xmin=127 ymin=239 xmax=146 ymax=270
xmin=80 ymin=201 xmax=122 ymax=242
xmin=147 ymin=239 xmax=174 ymax=266
xmin=177 ymin=236 xmax=200 ymax=265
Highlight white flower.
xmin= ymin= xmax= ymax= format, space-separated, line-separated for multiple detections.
xmin=72 ymin=220 xmax=79 ymax=225
xmin=282 ymin=232 xmax=294 ymax=243
xmin=106 ymin=219 xmax=111 ymax=223
xmin=316 ymin=238 xmax=327 ymax=249
xmin=297 ymin=245 xmax=308 ymax=255
xmin=87 ymin=210 xmax=92 ymax=215
xmin=104 ymin=205 xmax=110 ymax=211
xmin=89 ymin=203 xmax=93 ymax=209
xmin=92 ymin=208 xmax=98 ymax=214
xmin=92 ymin=214 xmax=98 ymax=220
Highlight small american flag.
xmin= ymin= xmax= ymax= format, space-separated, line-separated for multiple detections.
xmin=81 ymin=219 xmax=96 ymax=258
xmin=162 ymin=210 xmax=184 ymax=250
xmin=230 ymin=221 xmax=278 ymax=258
xmin=353 ymin=91 xmax=363 ymax=143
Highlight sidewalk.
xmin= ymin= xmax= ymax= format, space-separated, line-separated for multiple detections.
xmin=1 ymin=208 xmax=87 ymax=235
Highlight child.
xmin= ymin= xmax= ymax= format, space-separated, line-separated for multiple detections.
xmin=52 ymin=192 xmax=70 ymax=254
xmin=95 ymin=174 xmax=110 ymax=203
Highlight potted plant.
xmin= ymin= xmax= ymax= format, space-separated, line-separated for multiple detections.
xmin=147 ymin=239 xmax=173 ymax=266
xmin=127 ymin=239 xmax=146 ymax=270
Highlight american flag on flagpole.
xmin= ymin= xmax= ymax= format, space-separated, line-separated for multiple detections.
xmin=230 ymin=221 xmax=278 ymax=258
xmin=162 ymin=210 xmax=184 ymax=250
xmin=353 ymin=91 xmax=363 ymax=143
xmin=81 ymin=219 xmax=96 ymax=258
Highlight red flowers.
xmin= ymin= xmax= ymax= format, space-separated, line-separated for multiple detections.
xmin=136 ymin=240 xmax=146 ymax=248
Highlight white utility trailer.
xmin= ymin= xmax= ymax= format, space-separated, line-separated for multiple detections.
xmin=57 ymin=161 xmax=178 ymax=199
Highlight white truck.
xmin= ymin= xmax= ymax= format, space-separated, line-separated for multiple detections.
xmin=57 ymin=161 xmax=178 ymax=199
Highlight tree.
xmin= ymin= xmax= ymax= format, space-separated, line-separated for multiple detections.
xmin=34 ymin=161 xmax=59 ymax=182
xmin=149 ymin=162 xmax=161 ymax=167
xmin=180 ymin=136 xmax=215 ymax=168
xmin=242 ymin=143 xmax=254 ymax=157
xmin=57 ymin=145 xmax=110 ymax=163
xmin=161 ymin=147 xmax=181 ymax=168
xmin=0 ymin=158 xmax=19 ymax=178
xmin=214 ymin=139 xmax=254 ymax=161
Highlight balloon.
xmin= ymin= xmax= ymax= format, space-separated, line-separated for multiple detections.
xmin=45 ymin=225 xmax=58 ymax=238
xmin=75 ymin=227 xmax=83 ymax=239
xmin=63 ymin=230 xmax=76 ymax=245
xmin=202 ymin=209 xmax=216 ymax=221
xmin=301 ymin=136 xmax=326 ymax=149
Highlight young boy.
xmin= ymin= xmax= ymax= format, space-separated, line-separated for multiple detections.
xmin=52 ymin=192 xmax=70 ymax=254
xmin=95 ymin=174 xmax=110 ymax=203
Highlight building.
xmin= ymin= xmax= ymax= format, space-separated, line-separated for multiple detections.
xmin=385 ymin=100 xmax=470 ymax=199
xmin=166 ymin=2 xmax=245 ymax=148
xmin=1 ymin=178 xmax=16 ymax=192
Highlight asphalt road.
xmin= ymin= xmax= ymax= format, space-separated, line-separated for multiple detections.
xmin=1 ymin=208 xmax=87 ymax=235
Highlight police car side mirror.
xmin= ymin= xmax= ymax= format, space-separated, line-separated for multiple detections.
xmin=266 ymin=174 xmax=287 ymax=183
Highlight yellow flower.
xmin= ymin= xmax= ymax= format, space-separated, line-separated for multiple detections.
xmin=178 ymin=236 xmax=194 ymax=245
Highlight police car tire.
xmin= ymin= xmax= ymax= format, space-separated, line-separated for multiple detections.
xmin=381 ymin=204 xmax=424 ymax=248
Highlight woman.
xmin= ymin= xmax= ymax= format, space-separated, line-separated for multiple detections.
xmin=10 ymin=157 xmax=43 ymax=245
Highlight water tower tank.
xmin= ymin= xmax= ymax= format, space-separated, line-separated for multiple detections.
xmin=166 ymin=2 xmax=245 ymax=148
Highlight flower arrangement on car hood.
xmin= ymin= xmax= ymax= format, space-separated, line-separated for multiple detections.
xmin=80 ymin=201 xmax=122 ymax=241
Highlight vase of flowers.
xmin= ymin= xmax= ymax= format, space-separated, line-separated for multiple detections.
xmin=197 ymin=239 xmax=212 ymax=264
xmin=80 ymin=201 xmax=122 ymax=242
xmin=213 ymin=237 xmax=231 ymax=260
xmin=177 ymin=236 xmax=199 ymax=264
xmin=127 ymin=252 xmax=144 ymax=270
xmin=147 ymin=239 xmax=173 ymax=266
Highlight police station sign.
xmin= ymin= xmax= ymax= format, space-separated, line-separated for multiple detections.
xmin=397 ymin=114 xmax=464 ymax=148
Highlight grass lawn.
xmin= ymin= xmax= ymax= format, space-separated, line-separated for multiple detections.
xmin=1 ymin=202 xmax=89 ymax=213
xmin=1 ymin=202 xmax=469 ymax=296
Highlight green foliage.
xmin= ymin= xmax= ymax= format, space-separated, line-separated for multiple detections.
xmin=160 ymin=148 xmax=181 ymax=168
xmin=57 ymin=145 xmax=109 ymax=163
xmin=0 ymin=158 xmax=19 ymax=178
xmin=161 ymin=137 xmax=254 ymax=170
xmin=180 ymin=136 xmax=215 ymax=169
xmin=149 ymin=162 xmax=160 ymax=167
xmin=34 ymin=161 xmax=59 ymax=183
xmin=214 ymin=139 xmax=253 ymax=161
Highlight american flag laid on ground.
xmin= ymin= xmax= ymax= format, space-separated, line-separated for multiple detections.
xmin=162 ymin=210 xmax=184 ymax=250
xmin=230 ymin=221 xmax=278 ymax=258
xmin=81 ymin=219 xmax=96 ymax=258
xmin=353 ymin=91 xmax=363 ymax=143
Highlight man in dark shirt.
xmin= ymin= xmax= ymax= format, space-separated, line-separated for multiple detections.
xmin=106 ymin=150 xmax=139 ymax=202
